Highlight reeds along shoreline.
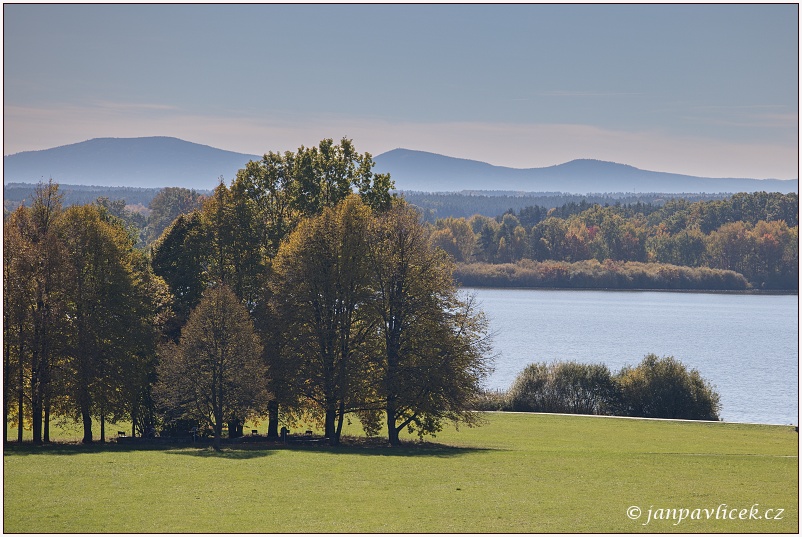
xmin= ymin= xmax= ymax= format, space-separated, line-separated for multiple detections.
xmin=454 ymin=259 xmax=750 ymax=291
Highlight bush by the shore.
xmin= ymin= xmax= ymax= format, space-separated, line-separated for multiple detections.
xmin=477 ymin=354 xmax=721 ymax=421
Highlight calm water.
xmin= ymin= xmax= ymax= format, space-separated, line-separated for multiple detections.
xmin=465 ymin=288 xmax=799 ymax=425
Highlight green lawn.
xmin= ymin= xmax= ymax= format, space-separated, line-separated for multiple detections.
xmin=4 ymin=412 xmax=798 ymax=533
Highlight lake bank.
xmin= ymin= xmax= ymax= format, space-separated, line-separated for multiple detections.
xmin=461 ymin=285 xmax=799 ymax=296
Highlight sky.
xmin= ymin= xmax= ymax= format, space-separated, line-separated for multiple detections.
xmin=3 ymin=3 xmax=799 ymax=179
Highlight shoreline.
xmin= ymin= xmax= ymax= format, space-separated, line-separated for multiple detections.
xmin=478 ymin=410 xmax=799 ymax=428
xmin=458 ymin=285 xmax=799 ymax=296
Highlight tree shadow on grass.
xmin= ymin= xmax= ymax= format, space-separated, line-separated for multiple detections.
xmin=166 ymin=445 xmax=273 ymax=459
xmin=266 ymin=437 xmax=496 ymax=458
xmin=2 ymin=439 xmax=223 ymax=457
xmin=4 ymin=438 xmax=493 ymax=459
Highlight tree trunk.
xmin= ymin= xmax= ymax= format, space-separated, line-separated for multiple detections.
xmin=31 ymin=395 xmax=42 ymax=444
xmin=387 ymin=406 xmax=399 ymax=446
xmin=131 ymin=404 xmax=137 ymax=439
xmin=267 ymin=400 xmax=279 ymax=439
xmin=213 ymin=422 xmax=223 ymax=451
xmin=31 ymin=350 xmax=42 ymax=444
xmin=324 ymin=403 xmax=338 ymax=445
xmin=3 ymin=329 xmax=10 ymax=446
xmin=31 ymin=299 xmax=45 ymax=444
xmin=100 ymin=412 xmax=106 ymax=443
xmin=386 ymin=339 xmax=400 ymax=446
xmin=43 ymin=398 xmax=51 ymax=443
xmin=335 ymin=400 xmax=345 ymax=445
xmin=16 ymin=320 xmax=25 ymax=443
xmin=81 ymin=402 xmax=93 ymax=444
xmin=17 ymin=361 xmax=24 ymax=443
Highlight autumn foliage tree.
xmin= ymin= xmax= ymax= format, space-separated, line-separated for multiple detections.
xmin=368 ymin=202 xmax=491 ymax=444
xmin=3 ymin=182 xmax=69 ymax=443
xmin=57 ymin=204 xmax=161 ymax=443
xmin=269 ymin=195 xmax=377 ymax=445
xmin=155 ymin=285 xmax=269 ymax=450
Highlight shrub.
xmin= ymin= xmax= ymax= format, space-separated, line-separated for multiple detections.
xmin=615 ymin=354 xmax=721 ymax=421
xmin=507 ymin=361 xmax=618 ymax=415
xmin=501 ymin=355 xmax=721 ymax=421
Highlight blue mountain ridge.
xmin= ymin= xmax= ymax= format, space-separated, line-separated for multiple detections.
xmin=371 ymin=148 xmax=797 ymax=194
xmin=3 ymin=137 xmax=261 ymax=190
xmin=3 ymin=137 xmax=797 ymax=194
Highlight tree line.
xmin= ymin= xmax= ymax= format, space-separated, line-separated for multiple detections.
xmin=430 ymin=192 xmax=798 ymax=289
xmin=403 ymin=191 xmax=733 ymax=223
xmin=4 ymin=138 xmax=491 ymax=449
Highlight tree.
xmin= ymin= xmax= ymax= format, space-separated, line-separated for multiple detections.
xmin=58 ymin=204 xmax=151 ymax=443
xmin=291 ymin=137 xmax=394 ymax=216
xmin=368 ymin=201 xmax=492 ymax=445
xmin=145 ymin=187 xmax=205 ymax=245
xmin=94 ymin=196 xmax=148 ymax=247
xmin=2 ymin=182 xmax=69 ymax=443
xmin=3 ymin=207 xmax=35 ymax=443
xmin=269 ymin=195 xmax=377 ymax=445
xmin=150 ymin=211 xmax=211 ymax=340
xmin=124 ymin=257 xmax=173 ymax=439
xmin=201 ymin=183 xmax=266 ymax=310
xmin=155 ymin=285 xmax=268 ymax=450
xmin=231 ymin=136 xmax=395 ymax=256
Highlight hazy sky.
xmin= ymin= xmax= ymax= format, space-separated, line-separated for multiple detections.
xmin=4 ymin=4 xmax=798 ymax=178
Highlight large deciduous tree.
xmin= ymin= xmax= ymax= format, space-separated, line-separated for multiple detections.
xmin=270 ymin=195 xmax=377 ymax=445
xmin=233 ymin=137 xmax=394 ymax=438
xmin=368 ymin=201 xmax=492 ymax=445
xmin=155 ymin=285 xmax=269 ymax=450
xmin=58 ymin=204 xmax=154 ymax=443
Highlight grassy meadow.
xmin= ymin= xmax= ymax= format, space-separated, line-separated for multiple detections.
xmin=4 ymin=412 xmax=798 ymax=533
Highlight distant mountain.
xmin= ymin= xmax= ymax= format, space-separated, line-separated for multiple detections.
xmin=4 ymin=138 xmax=797 ymax=194
xmin=3 ymin=137 xmax=260 ymax=189
xmin=372 ymin=149 xmax=798 ymax=194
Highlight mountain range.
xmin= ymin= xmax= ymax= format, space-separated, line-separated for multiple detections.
xmin=3 ymin=136 xmax=797 ymax=194
xmin=3 ymin=137 xmax=260 ymax=190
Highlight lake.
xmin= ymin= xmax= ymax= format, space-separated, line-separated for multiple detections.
xmin=465 ymin=288 xmax=799 ymax=425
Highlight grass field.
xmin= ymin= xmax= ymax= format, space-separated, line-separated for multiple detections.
xmin=4 ymin=412 xmax=798 ymax=533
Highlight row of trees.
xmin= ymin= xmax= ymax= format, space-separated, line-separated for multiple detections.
xmin=4 ymin=182 xmax=169 ymax=444
xmin=431 ymin=192 xmax=798 ymax=289
xmin=4 ymin=138 xmax=492 ymax=448
xmin=477 ymin=355 xmax=721 ymax=422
